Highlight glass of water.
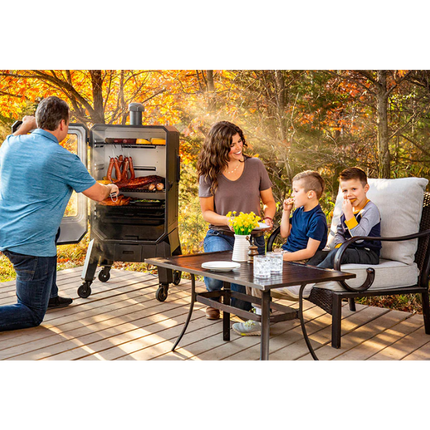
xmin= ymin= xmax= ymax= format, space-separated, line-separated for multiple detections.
xmin=254 ymin=255 xmax=271 ymax=278
xmin=267 ymin=252 xmax=283 ymax=274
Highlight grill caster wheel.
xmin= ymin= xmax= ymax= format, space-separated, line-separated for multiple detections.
xmin=98 ymin=269 xmax=110 ymax=283
xmin=156 ymin=284 xmax=168 ymax=302
xmin=173 ymin=270 xmax=181 ymax=286
xmin=78 ymin=282 xmax=92 ymax=298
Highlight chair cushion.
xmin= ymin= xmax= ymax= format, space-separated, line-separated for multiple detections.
xmin=314 ymin=259 xmax=420 ymax=292
xmin=327 ymin=177 xmax=428 ymax=265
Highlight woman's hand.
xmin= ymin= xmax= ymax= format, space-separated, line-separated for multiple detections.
xmin=263 ymin=216 xmax=274 ymax=230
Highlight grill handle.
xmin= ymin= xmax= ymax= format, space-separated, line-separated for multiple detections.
xmin=12 ymin=120 xmax=23 ymax=133
xmin=176 ymin=155 xmax=181 ymax=182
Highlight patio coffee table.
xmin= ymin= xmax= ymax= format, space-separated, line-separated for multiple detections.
xmin=146 ymin=251 xmax=355 ymax=360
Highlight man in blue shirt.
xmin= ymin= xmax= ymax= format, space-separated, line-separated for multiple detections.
xmin=0 ymin=96 xmax=118 ymax=331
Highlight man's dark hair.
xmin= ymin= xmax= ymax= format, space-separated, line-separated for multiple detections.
xmin=36 ymin=96 xmax=69 ymax=131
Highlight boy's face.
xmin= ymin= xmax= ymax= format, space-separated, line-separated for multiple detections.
xmin=340 ymin=178 xmax=369 ymax=208
xmin=291 ymin=179 xmax=309 ymax=208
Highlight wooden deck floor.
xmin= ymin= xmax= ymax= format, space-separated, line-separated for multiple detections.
xmin=0 ymin=266 xmax=429 ymax=361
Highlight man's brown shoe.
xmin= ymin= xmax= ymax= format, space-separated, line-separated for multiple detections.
xmin=205 ymin=306 xmax=220 ymax=320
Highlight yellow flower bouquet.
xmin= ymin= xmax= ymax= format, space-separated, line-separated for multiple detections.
xmin=226 ymin=211 xmax=261 ymax=235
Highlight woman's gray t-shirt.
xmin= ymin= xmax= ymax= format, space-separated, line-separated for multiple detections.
xmin=198 ymin=157 xmax=273 ymax=233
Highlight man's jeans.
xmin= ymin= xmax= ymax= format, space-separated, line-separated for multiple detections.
xmin=0 ymin=251 xmax=57 ymax=331
xmin=203 ymin=229 xmax=266 ymax=311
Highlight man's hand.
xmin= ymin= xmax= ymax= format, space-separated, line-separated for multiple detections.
xmin=108 ymin=183 xmax=119 ymax=197
xmin=13 ymin=116 xmax=37 ymax=136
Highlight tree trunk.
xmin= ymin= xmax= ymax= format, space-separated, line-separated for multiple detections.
xmin=205 ymin=70 xmax=216 ymax=112
xmin=90 ymin=70 xmax=105 ymax=124
xmin=273 ymin=71 xmax=293 ymax=181
xmin=206 ymin=70 xmax=215 ymax=92
xmin=274 ymin=70 xmax=287 ymax=141
xmin=377 ymin=70 xmax=390 ymax=178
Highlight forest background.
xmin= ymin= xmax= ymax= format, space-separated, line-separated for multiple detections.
xmin=1 ymin=69 xmax=430 ymax=312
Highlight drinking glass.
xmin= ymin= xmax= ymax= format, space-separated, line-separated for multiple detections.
xmin=267 ymin=252 xmax=283 ymax=274
xmin=254 ymin=255 xmax=271 ymax=278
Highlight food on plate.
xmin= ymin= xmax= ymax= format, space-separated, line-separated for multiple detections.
xmin=97 ymin=180 xmax=111 ymax=185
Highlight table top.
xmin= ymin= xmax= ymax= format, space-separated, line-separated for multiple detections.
xmin=146 ymin=251 xmax=356 ymax=292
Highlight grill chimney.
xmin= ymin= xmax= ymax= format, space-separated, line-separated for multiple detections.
xmin=129 ymin=103 xmax=144 ymax=126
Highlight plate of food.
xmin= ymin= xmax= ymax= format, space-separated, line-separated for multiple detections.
xmin=201 ymin=261 xmax=241 ymax=272
xmin=252 ymin=222 xmax=270 ymax=231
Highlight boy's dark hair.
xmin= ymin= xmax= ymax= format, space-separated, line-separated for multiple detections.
xmin=339 ymin=167 xmax=368 ymax=187
xmin=292 ymin=170 xmax=325 ymax=199
xmin=36 ymin=96 xmax=70 ymax=131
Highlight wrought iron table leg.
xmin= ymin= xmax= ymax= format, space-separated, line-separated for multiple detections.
xmin=223 ymin=282 xmax=231 ymax=341
xmin=260 ymin=290 xmax=271 ymax=360
xmin=299 ymin=283 xmax=319 ymax=360
xmin=171 ymin=274 xmax=196 ymax=351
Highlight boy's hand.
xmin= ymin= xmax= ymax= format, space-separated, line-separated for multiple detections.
xmin=342 ymin=197 xmax=354 ymax=221
xmin=283 ymin=198 xmax=294 ymax=212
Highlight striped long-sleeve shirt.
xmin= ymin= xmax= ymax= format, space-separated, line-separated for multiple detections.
xmin=334 ymin=200 xmax=382 ymax=255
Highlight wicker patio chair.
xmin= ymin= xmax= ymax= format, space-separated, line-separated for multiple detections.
xmin=267 ymin=180 xmax=430 ymax=349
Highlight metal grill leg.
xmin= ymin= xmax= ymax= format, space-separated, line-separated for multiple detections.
xmin=223 ymin=282 xmax=231 ymax=341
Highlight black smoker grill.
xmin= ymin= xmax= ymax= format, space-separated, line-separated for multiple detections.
xmin=79 ymin=103 xmax=182 ymax=301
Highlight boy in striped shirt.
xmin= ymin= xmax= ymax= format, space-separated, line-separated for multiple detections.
xmin=312 ymin=166 xmax=381 ymax=269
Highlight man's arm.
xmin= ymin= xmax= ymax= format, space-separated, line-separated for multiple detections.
xmin=83 ymin=182 xmax=119 ymax=202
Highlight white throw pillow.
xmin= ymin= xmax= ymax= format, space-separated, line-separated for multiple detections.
xmin=326 ymin=177 xmax=428 ymax=265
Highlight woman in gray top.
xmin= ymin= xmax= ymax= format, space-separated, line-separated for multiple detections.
xmin=197 ymin=121 xmax=276 ymax=319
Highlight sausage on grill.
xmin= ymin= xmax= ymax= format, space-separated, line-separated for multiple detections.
xmin=112 ymin=158 xmax=122 ymax=183
xmin=107 ymin=158 xmax=114 ymax=182
xmin=129 ymin=156 xmax=135 ymax=180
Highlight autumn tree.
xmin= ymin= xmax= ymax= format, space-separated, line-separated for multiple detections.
xmin=0 ymin=70 xmax=189 ymax=128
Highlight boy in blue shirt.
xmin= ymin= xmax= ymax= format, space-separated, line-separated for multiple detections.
xmin=280 ymin=170 xmax=328 ymax=261
xmin=233 ymin=170 xmax=328 ymax=336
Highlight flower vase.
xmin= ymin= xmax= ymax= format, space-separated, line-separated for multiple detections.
xmin=232 ymin=234 xmax=250 ymax=262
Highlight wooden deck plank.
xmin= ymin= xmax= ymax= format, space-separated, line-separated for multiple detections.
xmin=369 ymin=315 xmax=429 ymax=360
xmin=0 ymin=267 xmax=429 ymax=360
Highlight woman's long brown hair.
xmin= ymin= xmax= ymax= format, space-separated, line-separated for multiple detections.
xmin=197 ymin=121 xmax=248 ymax=194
